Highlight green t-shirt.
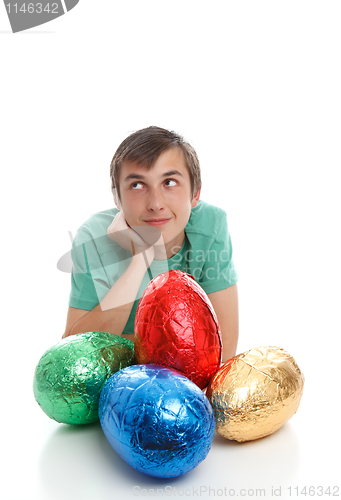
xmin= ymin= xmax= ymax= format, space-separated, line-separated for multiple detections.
xmin=68 ymin=199 xmax=238 ymax=335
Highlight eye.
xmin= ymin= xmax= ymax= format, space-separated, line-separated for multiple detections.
xmin=165 ymin=179 xmax=177 ymax=187
xmin=131 ymin=182 xmax=144 ymax=190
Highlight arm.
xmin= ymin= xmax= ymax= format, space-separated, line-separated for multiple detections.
xmin=63 ymin=212 xmax=157 ymax=339
xmin=63 ymin=252 xmax=151 ymax=338
xmin=207 ymin=283 xmax=239 ymax=363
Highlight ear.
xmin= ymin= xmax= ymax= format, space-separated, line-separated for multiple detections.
xmin=112 ymin=187 xmax=121 ymax=210
xmin=191 ymin=187 xmax=201 ymax=208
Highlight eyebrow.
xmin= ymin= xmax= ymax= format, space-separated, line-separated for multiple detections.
xmin=123 ymin=170 xmax=184 ymax=183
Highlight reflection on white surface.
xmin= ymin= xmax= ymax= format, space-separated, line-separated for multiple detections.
xmin=210 ymin=424 xmax=301 ymax=489
xmin=18 ymin=354 xmax=338 ymax=500
xmin=36 ymin=418 xmax=301 ymax=500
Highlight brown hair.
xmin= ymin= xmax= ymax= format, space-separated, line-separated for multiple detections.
xmin=110 ymin=126 xmax=201 ymax=203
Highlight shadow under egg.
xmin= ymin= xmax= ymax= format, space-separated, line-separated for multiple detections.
xmin=211 ymin=422 xmax=301 ymax=489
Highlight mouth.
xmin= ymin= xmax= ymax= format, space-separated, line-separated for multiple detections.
xmin=143 ymin=218 xmax=171 ymax=226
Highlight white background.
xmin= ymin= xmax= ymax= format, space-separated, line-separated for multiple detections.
xmin=1 ymin=1 xmax=340 ymax=499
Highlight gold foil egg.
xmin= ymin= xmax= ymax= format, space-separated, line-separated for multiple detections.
xmin=206 ymin=346 xmax=304 ymax=442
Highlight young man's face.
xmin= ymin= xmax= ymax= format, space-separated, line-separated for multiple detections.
xmin=115 ymin=147 xmax=200 ymax=258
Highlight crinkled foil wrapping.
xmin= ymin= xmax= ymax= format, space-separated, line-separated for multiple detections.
xmin=99 ymin=364 xmax=215 ymax=478
xmin=206 ymin=346 xmax=304 ymax=442
xmin=33 ymin=331 xmax=135 ymax=425
xmin=134 ymin=270 xmax=222 ymax=389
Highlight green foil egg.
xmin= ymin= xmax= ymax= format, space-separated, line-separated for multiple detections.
xmin=33 ymin=332 xmax=135 ymax=425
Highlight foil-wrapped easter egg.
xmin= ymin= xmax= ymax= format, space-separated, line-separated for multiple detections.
xmin=206 ymin=346 xmax=304 ymax=442
xmin=33 ymin=331 xmax=135 ymax=425
xmin=134 ymin=270 xmax=222 ymax=389
xmin=99 ymin=364 xmax=215 ymax=478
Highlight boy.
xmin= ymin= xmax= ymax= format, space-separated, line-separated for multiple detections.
xmin=63 ymin=126 xmax=239 ymax=362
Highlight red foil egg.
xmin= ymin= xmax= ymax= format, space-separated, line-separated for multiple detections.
xmin=134 ymin=270 xmax=222 ymax=389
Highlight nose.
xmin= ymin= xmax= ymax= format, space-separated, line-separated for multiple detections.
xmin=147 ymin=187 xmax=165 ymax=212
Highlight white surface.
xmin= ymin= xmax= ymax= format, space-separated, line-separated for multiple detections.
xmin=1 ymin=2 xmax=340 ymax=499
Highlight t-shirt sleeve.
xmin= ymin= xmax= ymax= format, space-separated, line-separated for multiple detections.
xmin=198 ymin=213 xmax=239 ymax=295
xmin=68 ymin=228 xmax=107 ymax=311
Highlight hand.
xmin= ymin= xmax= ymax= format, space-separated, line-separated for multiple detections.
xmin=107 ymin=212 xmax=161 ymax=266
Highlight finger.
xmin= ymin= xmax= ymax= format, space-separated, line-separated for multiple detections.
xmin=108 ymin=212 xmax=125 ymax=232
xmin=128 ymin=227 xmax=136 ymax=256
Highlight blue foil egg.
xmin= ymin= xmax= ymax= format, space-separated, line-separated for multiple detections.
xmin=98 ymin=364 xmax=215 ymax=478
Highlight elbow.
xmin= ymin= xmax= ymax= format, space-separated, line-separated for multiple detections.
xmin=63 ymin=321 xmax=86 ymax=339
xmin=62 ymin=328 xmax=77 ymax=339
